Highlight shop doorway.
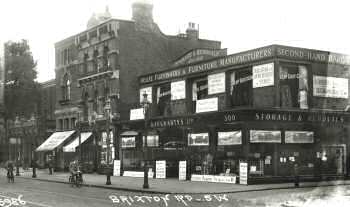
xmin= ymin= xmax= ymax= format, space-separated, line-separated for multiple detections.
xmin=321 ymin=145 xmax=346 ymax=175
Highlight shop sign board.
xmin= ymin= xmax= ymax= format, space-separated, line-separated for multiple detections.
xmin=179 ymin=161 xmax=187 ymax=181
xmin=173 ymin=48 xmax=227 ymax=67
xmin=239 ymin=162 xmax=248 ymax=185
xmin=250 ymin=130 xmax=281 ymax=143
xmin=123 ymin=171 xmax=153 ymax=178
xmin=121 ymin=137 xmax=135 ymax=148
xmin=313 ymin=75 xmax=348 ymax=98
xmin=196 ymin=97 xmax=218 ymax=113
xmin=113 ymin=160 xmax=121 ymax=176
xmin=218 ymin=131 xmax=242 ymax=145
xmin=130 ymin=108 xmax=144 ymax=120
xmin=156 ymin=160 xmax=166 ymax=179
xmin=253 ymin=63 xmax=274 ymax=88
xmin=139 ymin=87 xmax=152 ymax=103
xmin=188 ymin=133 xmax=209 ymax=146
xmin=191 ymin=174 xmax=236 ymax=184
xmin=143 ymin=135 xmax=159 ymax=147
xmin=171 ymin=80 xmax=186 ymax=100
xmin=208 ymin=72 xmax=225 ymax=95
xmin=285 ymin=131 xmax=314 ymax=143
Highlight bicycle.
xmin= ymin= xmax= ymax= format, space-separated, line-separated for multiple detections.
xmin=69 ymin=171 xmax=83 ymax=187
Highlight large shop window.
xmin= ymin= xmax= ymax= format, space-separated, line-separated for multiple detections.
xmin=143 ymin=135 xmax=159 ymax=147
xmin=192 ymin=78 xmax=208 ymax=101
xmin=230 ymin=69 xmax=252 ymax=107
xmin=279 ymin=64 xmax=308 ymax=109
xmin=188 ymin=133 xmax=209 ymax=146
xmin=100 ymin=131 xmax=115 ymax=165
xmin=156 ymin=83 xmax=171 ymax=116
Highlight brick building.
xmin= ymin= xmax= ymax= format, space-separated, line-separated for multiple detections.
xmin=118 ymin=45 xmax=350 ymax=183
xmin=36 ymin=1 xmax=221 ymax=171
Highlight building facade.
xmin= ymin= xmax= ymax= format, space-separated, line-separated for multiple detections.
xmin=117 ymin=45 xmax=350 ymax=183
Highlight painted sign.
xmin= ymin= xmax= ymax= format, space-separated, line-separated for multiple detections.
xmin=253 ymin=63 xmax=274 ymax=88
xmin=239 ymin=162 xmax=248 ymax=185
xmin=313 ymin=75 xmax=348 ymax=98
xmin=173 ymin=48 xmax=227 ymax=67
xmin=191 ymin=174 xmax=236 ymax=184
xmin=171 ymin=80 xmax=186 ymax=100
xmin=130 ymin=108 xmax=144 ymax=120
xmin=208 ymin=72 xmax=225 ymax=94
xmin=156 ymin=160 xmax=166 ymax=179
xmin=150 ymin=117 xmax=194 ymax=128
xmin=250 ymin=130 xmax=281 ymax=143
xmin=285 ymin=131 xmax=314 ymax=143
xmin=179 ymin=161 xmax=187 ymax=181
xmin=218 ymin=131 xmax=242 ymax=145
xmin=196 ymin=97 xmax=218 ymax=113
xmin=113 ymin=160 xmax=121 ymax=176
xmin=121 ymin=137 xmax=135 ymax=148
xmin=139 ymin=87 xmax=152 ymax=103
xmin=188 ymin=133 xmax=209 ymax=146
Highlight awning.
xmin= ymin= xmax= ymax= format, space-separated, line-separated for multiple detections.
xmin=63 ymin=132 xmax=93 ymax=152
xmin=36 ymin=130 xmax=75 ymax=152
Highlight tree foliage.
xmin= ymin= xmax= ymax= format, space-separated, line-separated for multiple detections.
xmin=4 ymin=39 xmax=40 ymax=119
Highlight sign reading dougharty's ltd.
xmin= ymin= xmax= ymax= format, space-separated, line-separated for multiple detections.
xmin=150 ymin=117 xmax=194 ymax=128
xmin=253 ymin=63 xmax=274 ymax=88
xmin=313 ymin=75 xmax=348 ymax=98
xmin=208 ymin=72 xmax=225 ymax=94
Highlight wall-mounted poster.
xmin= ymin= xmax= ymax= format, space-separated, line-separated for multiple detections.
xmin=188 ymin=133 xmax=209 ymax=146
xmin=218 ymin=131 xmax=242 ymax=145
xmin=208 ymin=72 xmax=225 ymax=95
xmin=171 ymin=80 xmax=186 ymax=100
xmin=250 ymin=130 xmax=281 ymax=143
xmin=130 ymin=108 xmax=144 ymax=120
xmin=143 ymin=135 xmax=159 ymax=147
xmin=121 ymin=137 xmax=135 ymax=148
xmin=156 ymin=160 xmax=166 ymax=179
xmin=196 ymin=97 xmax=218 ymax=113
xmin=253 ymin=63 xmax=274 ymax=88
xmin=139 ymin=87 xmax=152 ymax=103
xmin=313 ymin=75 xmax=348 ymax=98
xmin=285 ymin=131 xmax=314 ymax=143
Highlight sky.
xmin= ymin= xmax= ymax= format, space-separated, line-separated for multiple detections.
xmin=1 ymin=0 xmax=350 ymax=82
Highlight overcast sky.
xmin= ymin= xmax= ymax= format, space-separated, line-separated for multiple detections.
xmin=1 ymin=0 xmax=350 ymax=82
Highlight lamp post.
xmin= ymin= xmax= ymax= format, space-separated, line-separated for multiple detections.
xmin=104 ymin=98 xmax=112 ymax=185
xmin=76 ymin=105 xmax=83 ymax=164
xmin=141 ymin=92 xmax=150 ymax=189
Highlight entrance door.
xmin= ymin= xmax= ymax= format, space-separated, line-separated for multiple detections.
xmin=322 ymin=145 xmax=346 ymax=175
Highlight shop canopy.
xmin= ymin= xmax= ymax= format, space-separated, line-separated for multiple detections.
xmin=36 ymin=130 xmax=75 ymax=152
xmin=63 ymin=132 xmax=92 ymax=152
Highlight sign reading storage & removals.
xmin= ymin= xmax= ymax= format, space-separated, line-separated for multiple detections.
xmin=239 ymin=161 xmax=248 ymax=185
xmin=179 ymin=161 xmax=187 ymax=180
xmin=253 ymin=62 xmax=274 ymax=88
xmin=156 ymin=160 xmax=166 ymax=179
xmin=113 ymin=160 xmax=121 ymax=176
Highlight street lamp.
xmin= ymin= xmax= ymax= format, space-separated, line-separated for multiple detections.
xmin=141 ymin=92 xmax=150 ymax=189
xmin=104 ymin=98 xmax=112 ymax=185
xmin=76 ymin=105 xmax=84 ymax=164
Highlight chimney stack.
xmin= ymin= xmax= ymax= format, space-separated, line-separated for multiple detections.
xmin=186 ymin=22 xmax=199 ymax=40
xmin=132 ymin=0 xmax=154 ymax=31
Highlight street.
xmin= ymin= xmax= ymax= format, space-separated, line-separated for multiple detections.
xmin=1 ymin=176 xmax=350 ymax=207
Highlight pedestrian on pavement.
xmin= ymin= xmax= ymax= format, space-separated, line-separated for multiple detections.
xmin=48 ymin=156 xmax=54 ymax=175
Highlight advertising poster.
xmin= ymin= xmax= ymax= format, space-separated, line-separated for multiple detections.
xmin=121 ymin=137 xmax=135 ymax=148
xmin=285 ymin=131 xmax=314 ymax=143
xmin=143 ymin=135 xmax=159 ymax=147
xmin=196 ymin=97 xmax=218 ymax=113
xmin=113 ymin=160 xmax=121 ymax=176
xmin=250 ymin=130 xmax=281 ymax=143
xmin=239 ymin=162 xmax=248 ymax=185
xmin=313 ymin=75 xmax=348 ymax=98
xmin=253 ymin=63 xmax=274 ymax=88
xmin=139 ymin=87 xmax=152 ymax=103
xmin=130 ymin=108 xmax=144 ymax=120
xmin=156 ymin=160 xmax=166 ymax=179
xmin=208 ymin=72 xmax=225 ymax=94
xmin=188 ymin=133 xmax=209 ymax=146
xmin=171 ymin=80 xmax=186 ymax=100
xmin=218 ymin=131 xmax=242 ymax=145
xmin=179 ymin=161 xmax=187 ymax=181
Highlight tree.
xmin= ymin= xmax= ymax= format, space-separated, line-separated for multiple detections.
xmin=4 ymin=39 xmax=40 ymax=120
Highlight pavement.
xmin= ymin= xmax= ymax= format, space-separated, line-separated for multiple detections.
xmin=1 ymin=168 xmax=350 ymax=194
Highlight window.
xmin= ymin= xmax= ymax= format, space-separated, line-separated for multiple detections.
xmin=156 ymin=83 xmax=171 ymax=116
xmin=62 ymin=74 xmax=71 ymax=100
xmin=99 ymin=25 xmax=108 ymax=35
xmin=103 ymin=46 xmax=109 ymax=70
xmin=279 ymin=64 xmax=308 ymax=109
xmin=192 ymin=78 xmax=208 ymax=101
xmin=83 ymin=53 xmax=89 ymax=74
xmin=143 ymin=135 xmax=159 ymax=147
xmin=93 ymin=49 xmax=98 ymax=72
xmin=230 ymin=69 xmax=252 ymax=107
xmin=89 ymin=30 xmax=97 ymax=39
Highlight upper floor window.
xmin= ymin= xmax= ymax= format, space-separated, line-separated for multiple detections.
xmin=279 ymin=64 xmax=308 ymax=109
xmin=156 ymin=83 xmax=171 ymax=116
xmin=62 ymin=74 xmax=71 ymax=100
xmin=103 ymin=46 xmax=109 ymax=70
xmin=93 ymin=49 xmax=99 ymax=72
xmin=192 ymin=77 xmax=208 ymax=101
xmin=230 ymin=68 xmax=252 ymax=107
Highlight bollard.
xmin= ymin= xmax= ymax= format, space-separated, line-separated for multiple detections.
xmin=32 ymin=167 xmax=37 ymax=178
xmin=294 ymin=163 xmax=299 ymax=187
xmin=49 ymin=167 xmax=52 ymax=175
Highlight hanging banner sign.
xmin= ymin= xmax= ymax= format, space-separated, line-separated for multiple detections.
xmin=113 ymin=160 xmax=121 ymax=176
xmin=253 ymin=63 xmax=274 ymax=88
xmin=239 ymin=162 xmax=248 ymax=185
xmin=285 ymin=131 xmax=314 ymax=143
xmin=196 ymin=97 xmax=218 ymax=113
xmin=313 ymin=75 xmax=348 ymax=98
xmin=250 ymin=130 xmax=281 ymax=143
xmin=156 ymin=160 xmax=166 ymax=179
xmin=130 ymin=108 xmax=144 ymax=120
xmin=208 ymin=72 xmax=225 ymax=95
xmin=171 ymin=80 xmax=186 ymax=100
xmin=179 ymin=161 xmax=187 ymax=181
xmin=140 ymin=87 xmax=152 ymax=103
xmin=218 ymin=131 xmax=242 ymax=145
